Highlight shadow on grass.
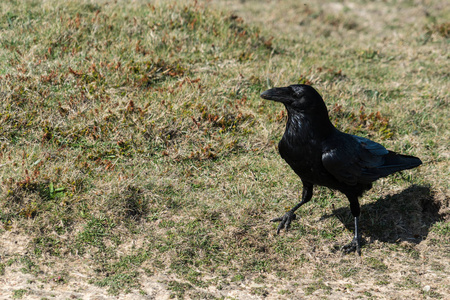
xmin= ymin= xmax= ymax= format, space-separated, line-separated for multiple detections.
xmin=324 ymin=185 xmax=443 ymax=245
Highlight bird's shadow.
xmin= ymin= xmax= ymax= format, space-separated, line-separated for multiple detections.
xmin=322 ymin=184 xmax=442 ymax=245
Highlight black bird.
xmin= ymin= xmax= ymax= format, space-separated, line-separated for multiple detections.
xmin=261 ymin=84 xmax=422 ymax=255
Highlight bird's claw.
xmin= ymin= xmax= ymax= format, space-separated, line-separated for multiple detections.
xmin=270 ymin=211 xmax=297 ymax=234
xmin=341 ymin=236 xmax=361 ymax=256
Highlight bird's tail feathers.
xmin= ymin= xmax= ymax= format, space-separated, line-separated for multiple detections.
xmin=378 ymin=151 xmax=422 ymax=176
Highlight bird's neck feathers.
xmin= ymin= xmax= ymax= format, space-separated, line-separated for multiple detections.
xmin=284 ymin=106 xmax=335 ymax=140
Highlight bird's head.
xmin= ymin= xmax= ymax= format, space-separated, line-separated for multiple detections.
xmin=260 ymin=84 xmax=327 ymax=113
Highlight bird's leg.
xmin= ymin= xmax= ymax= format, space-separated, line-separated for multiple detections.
xmin=271 ymin=183 xmax=313 ymax=234
xmin=342 ymin=195 xmax=362 ymax=255
xmin=342 ymin=216 xmax=361 ymax=255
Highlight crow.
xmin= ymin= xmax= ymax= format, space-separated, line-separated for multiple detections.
xmin=260 ymin=84 xmax=422 ymax=255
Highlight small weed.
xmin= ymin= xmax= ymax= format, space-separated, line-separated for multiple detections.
xmin=375 ymin=279 xmax=390 ymax=286
xmin=250 ymin=287 xmax=269 ymax=296
xmin=167 ymin=280 xmax=193 ymax=299
xmin=94 ymin=271 xmax=140 ymax=295
xmin=339 ymin=266 xmax=359 ymax=278
xmin=366 ymin=257 xmax=388 ymax=272
xmin=12 ymin=289 xmax=28 ymax=299
xmin=254 ymin=275 xmax=265 ymax=284
xmin=278 ymin=289 xmax=292 ymax=295
xmin=73 ymin=216 xmax=119 ymax=255
xmin=358 ymin=49 xmax=381 ymax=60
xmin=19 ymin=256 xmax=39 ymax=275
xmin=305 ymin=280 xmax=332 ymax=295
xmin=397 ymin=275 xmax=421 ymax=289
xmin=33 ymin=236 xmax=61 ymax=256
xmin=422 ymin=289 xmax=443 ymax=299
xmin=231 ymin=274 xmax=245 ymax=282
xmin=47 ymin=182 xmax=66 ymax=199
xmin=431 ymin=221 xmax=450 ymax=236
xmin=243 ymin=259 xmax=271 ymax=272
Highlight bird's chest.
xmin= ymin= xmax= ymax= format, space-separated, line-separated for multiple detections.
xmin=276 ymin=114 xmax=332 ymax=183
xmin=278 ymin=131 xmax=325 ymax=180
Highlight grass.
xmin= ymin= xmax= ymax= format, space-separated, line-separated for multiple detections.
xmin=0 ymin=0 xmax=449 ymax=298
xmin=12 ymin=289 xmax=28 ymax=299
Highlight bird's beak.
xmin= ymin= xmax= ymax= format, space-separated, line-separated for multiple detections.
xmin=260 ymin=87 xmax=292 ymax=103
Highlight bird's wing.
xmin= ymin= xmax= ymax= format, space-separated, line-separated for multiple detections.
xmin=322 ymin=135 xmax=388 ymax=185
xmin=351 ymin=135 xmax=389 ymax=157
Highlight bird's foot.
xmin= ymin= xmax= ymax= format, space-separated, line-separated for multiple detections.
xmin=341 ymin=236 xmax=362 ymax=256
xmin=270 ymin=211 xmax=297 ymax=234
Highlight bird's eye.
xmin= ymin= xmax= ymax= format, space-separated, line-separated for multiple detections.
xmin=290 ymin=87 xmax=300 ymax=96
xmin=290 ymin=85 xmax=303 ymax=97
